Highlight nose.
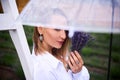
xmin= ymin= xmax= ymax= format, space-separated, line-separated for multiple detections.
xmin=60 ymin=30 xmax=66 ymax=40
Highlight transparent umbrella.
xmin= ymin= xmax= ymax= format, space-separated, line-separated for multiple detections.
xmin=17 ymin=0 xmax=120 ymax=80
xmin=17 ymin=0 xmax=120 ymax=34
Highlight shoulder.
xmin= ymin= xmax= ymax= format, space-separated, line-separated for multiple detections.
xmin=31 ymin=53 xmax=50 ymax=70
xmin=31 ymin=55 xmax=56 ymax=80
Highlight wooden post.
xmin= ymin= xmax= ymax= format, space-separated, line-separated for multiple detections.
xmin=0 ymin=0 xmax=33 ymax=80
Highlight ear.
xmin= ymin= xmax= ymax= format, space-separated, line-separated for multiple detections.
xmin=37 ymin=27 xmax=44 ymax=34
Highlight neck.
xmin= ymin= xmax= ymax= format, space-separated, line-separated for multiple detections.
xmin=42 ymin=41 xmax=52 ymax=54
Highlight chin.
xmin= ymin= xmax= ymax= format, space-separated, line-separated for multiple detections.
xmin=55 ymin=45 xmax=62 ymax=49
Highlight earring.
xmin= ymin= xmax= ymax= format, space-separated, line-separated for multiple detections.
xmin=39 ymin=34 xmax=43 ymax=42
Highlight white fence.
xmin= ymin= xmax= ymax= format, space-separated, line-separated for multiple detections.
xmin=0 ymin=0 xmax=32 ymax=80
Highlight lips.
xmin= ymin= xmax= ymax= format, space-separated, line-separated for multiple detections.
xmin=57 ymin=41 xmax=64 ymax=45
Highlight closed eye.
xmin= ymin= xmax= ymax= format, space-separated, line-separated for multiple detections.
xmin=54 ymin=29 xmax=61 ymax=31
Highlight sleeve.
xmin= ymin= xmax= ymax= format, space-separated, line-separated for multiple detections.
xmin=68 ymin=66 xmax=90 ymax=80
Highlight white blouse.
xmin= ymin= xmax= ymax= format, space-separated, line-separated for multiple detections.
xmin=31 ymin=51 xmax=90 ymax=80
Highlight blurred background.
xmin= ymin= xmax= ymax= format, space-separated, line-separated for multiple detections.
xmin=0 ymin=0 xmax=120 ymax=80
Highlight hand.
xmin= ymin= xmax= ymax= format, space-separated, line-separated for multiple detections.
xmin=68 ymin=51 xmax=84 ymax=73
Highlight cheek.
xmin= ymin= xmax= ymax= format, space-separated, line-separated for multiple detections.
xmin=44 ymin=31 xmax=57 ymax=46
xmin=46 ymin=34 xmax=56 ymax=42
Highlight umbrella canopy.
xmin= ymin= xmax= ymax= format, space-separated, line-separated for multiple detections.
xmin=17 ymin=0 xmax=120 ymax=33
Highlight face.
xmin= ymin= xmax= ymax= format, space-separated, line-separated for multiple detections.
xmin=38 ymin=13 xmax=68 ymax=51
xmin=39 ymin=28 xmax=67 ymax=50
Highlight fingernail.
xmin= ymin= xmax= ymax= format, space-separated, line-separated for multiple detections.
xmin=70 ymin=52 xmax=73 ymax=56
xmin=74 ymin=51 xmax=77 ymax=54
xmin=71 ymin=52 xmax=73 ymax=54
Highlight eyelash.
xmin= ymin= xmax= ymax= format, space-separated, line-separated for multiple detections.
xmin=54 ymin=29 xmax=61 ymax=31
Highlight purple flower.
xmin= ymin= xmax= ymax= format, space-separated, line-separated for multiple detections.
xmin=71 ymin=31 xmax=94 ymax=52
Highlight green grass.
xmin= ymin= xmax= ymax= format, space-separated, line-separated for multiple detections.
xmin=24 ymin=26 xmax=34 ymax=52
xmin=82 ymin=33 xmax=120 ymax=80
xmin=110 ymin=63 xmax=120 ymax=79
xmin=84 ymin=55 xmax=108 ymax=69
xmin=0 ymin=27 xmax=120 ymax=80
xmin=91 ymin=72 xmax=107 ymax=80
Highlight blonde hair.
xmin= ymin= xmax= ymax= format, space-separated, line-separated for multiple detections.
xmin=33 ymin=27 xmax=70 ymax=59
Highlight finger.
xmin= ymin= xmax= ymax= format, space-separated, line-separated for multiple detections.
xmin=71 ymin=52 xmax=79 ymax=65
xmin=68 ymin=59 xmax=73 ymax=69
xmin=74 ymin=51 xmax=84 ymax=65
xmin=74 ymin=51 xmax=83 ymax=71
xmin=69 ymin=53 xmax=77 ymax=66
xmin=68 ymin=59 xmax=79 ymax=73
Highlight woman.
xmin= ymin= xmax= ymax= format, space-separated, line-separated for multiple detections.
xmin=31 ymin=26 xmax=90 ymax=80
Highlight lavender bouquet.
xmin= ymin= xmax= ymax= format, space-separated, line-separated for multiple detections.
xmin=70 ymin=31 xmax=93 ymax=52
